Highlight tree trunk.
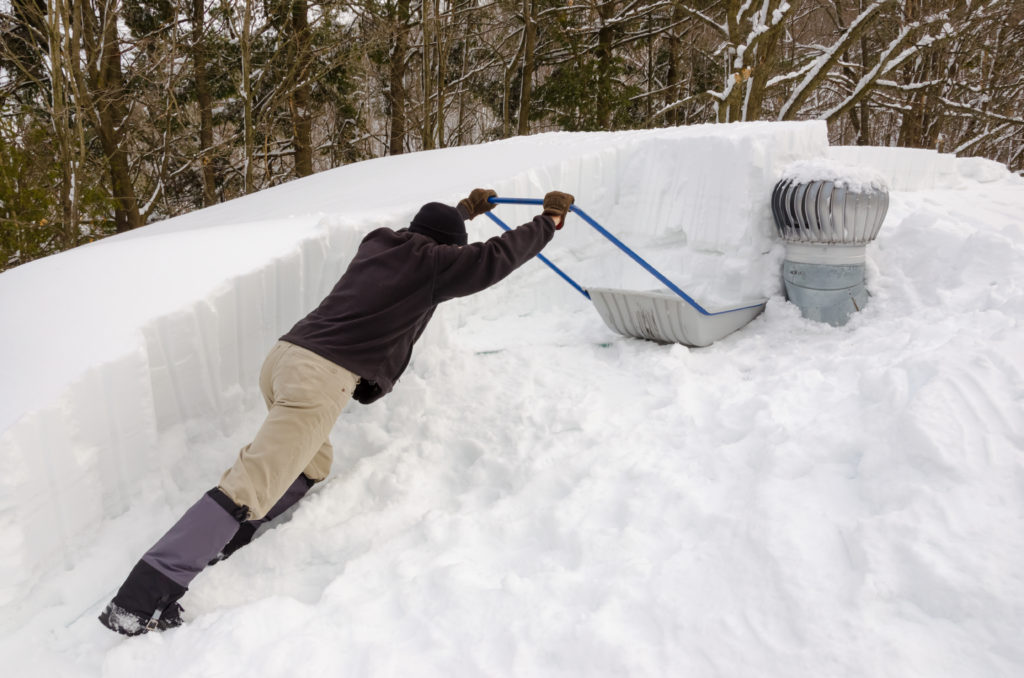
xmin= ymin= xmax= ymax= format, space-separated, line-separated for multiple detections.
xmin=502 ymin=65 xmax=512 ymax=138
xmin=856 ymin=32 xmax=870 ymax=145
xmin=81 ymin=0 xmax=141 ymax=232
xmin=47 ymin=0 xmax=77 ymax=247
xmin=666 ymin=2 xmax=682 ymax=126
xmin=517 ymin=0 xmax=536 ymax=135
xmin=456 ymin=1 xmax=468 ymax=146
xmin=420 ymin=0 xmax=435 ymax=150
xmin=434 ymin=0 xmax=445 ymax=147
xmin=241 ymin=0 xmax=254 ymax=193
xmin=389 ymin=0 xmax=411 ymax=155
xmin=504 ymin=20 xmax=527 ymax=138
xmin=595 ymin=2 xmax=615 ymax=129
xmin=290 ymin=0 xmax=314 ymax=177
xmin=743 ymin=19 xmax=785 ymax=121
xmin=192 ymin=0 xmax=217 ymax=205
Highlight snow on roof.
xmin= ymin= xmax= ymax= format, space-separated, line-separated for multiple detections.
xmin=781 ymin=158 xmax=890 ymax=192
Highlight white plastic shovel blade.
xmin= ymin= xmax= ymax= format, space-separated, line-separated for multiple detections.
xmin=588 ymin=288 xmax=765 ymax=347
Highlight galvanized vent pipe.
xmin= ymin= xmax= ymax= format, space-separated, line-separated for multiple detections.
xmin=771 ymin=172 xmax=889 ymax=326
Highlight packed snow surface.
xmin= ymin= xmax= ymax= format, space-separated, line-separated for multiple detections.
xmin=1 ymin=122 xmax=1023 ymax=677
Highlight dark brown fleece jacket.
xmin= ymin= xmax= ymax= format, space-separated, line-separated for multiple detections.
xmin=280 ymin=212 xmax=556 ymax=403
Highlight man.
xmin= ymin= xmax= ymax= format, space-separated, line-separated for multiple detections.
xmin=99 ymin=188 xmax=575 ymax=635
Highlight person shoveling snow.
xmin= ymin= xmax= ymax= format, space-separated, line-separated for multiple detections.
xmin=98 ymin=188 xmax=575 ymax=636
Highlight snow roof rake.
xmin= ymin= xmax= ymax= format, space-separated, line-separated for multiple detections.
xmin=486 ymin=197 xmax=766 ymax=347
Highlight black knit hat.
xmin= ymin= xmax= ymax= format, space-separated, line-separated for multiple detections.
xmin=409 ymin=202 xmax=467 ymax=246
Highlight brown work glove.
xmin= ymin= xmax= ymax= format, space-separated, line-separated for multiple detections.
xmin=458 ymin=188 xmax=498 ymax=219
xmin=542 ymin=191 xmax=575 ymax=229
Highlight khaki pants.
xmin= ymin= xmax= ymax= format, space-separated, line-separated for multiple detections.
xmin=219 ymin=341 xmax=358 ymax=520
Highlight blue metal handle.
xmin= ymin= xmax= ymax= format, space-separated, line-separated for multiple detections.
xmin=487 ymin=196 xmax=708 ymax=311
xmin=488 ymin=197 xmax=544 ymax=206
xmin=486 ymin=196 xmax=764 ymax=317
xmin=483 ymin=210 xmax=590 ymax=300
xmin=567 ymin=204 xmax=708 ymax=313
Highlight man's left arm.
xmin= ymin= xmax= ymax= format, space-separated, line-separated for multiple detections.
xmin=432 ymin=215 xmax=557 ymax=302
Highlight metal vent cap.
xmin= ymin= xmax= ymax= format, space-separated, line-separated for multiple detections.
xmin=771 ymin=164 xmax=889 ymax=245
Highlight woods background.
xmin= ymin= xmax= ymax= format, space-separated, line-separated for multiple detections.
xmin=1 ymin=0 xmax=1022 ymax=270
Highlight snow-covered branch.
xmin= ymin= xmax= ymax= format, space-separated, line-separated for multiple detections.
xmin=777 ymin=0 xmax=896 ymax=120
xmin=821 ymin=14 xmax=954 ymax=124
xmin=674 ymin=2 xmax=728 ymax=38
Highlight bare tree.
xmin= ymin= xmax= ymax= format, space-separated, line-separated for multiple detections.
xmin=517 ymin=0 xmax=537 ymax=134
xmin=282 ymin=0 xmax=316 ymax=176
xmin=78 ymin=0 xmax=143 ymax=231
xmin=390 ymin=0 xmax=412 ymax=154
xmin=192 ymin=0 xmax=219 ymax=205
xmin=4 ymin=0 xmax=1024 ymax=270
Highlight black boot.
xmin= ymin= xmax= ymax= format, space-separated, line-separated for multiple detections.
xmin=99 ymin=488 xmax=247 ymax=636
xmin=98 ymin=600 xmax=184 ymax=635
xmin=98 ymin=560 xmax=187 ymax=635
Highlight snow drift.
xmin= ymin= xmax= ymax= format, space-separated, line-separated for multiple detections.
xmin=1 ymin=122 xmax=1023 ymax=678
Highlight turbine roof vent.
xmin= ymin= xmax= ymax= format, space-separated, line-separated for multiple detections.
xmin=772 ymin=160 xmax=889 ymax=246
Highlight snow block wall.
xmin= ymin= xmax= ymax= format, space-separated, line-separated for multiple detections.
xmin=1 ymin=119 xmax=910 ymax=615
xmin=827 ymin=145 xmax=959 ymax=191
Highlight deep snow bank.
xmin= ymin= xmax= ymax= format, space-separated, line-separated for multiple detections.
xmin=827 ymin=145 xmax=960 ymax=191
xmin=0 ymin=122 xmax=827 ymax=612
xmin=1 ymin=123 xmax=1023 ymax=678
